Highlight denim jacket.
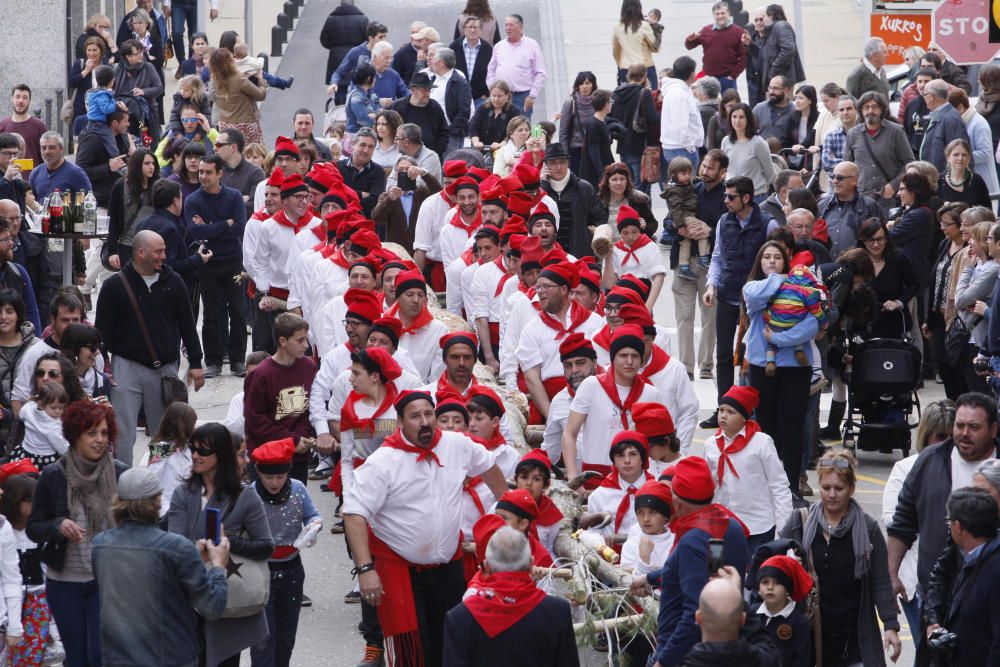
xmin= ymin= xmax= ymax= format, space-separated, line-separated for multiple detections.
xmin=92 ymin=521 xmax=227 ymax=667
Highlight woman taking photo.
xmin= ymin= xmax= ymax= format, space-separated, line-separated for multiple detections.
xmin=68 ymin=37 xmax=110 ymax=133
xmin=168 ymin=422 xmax=272 ymax=667
xmin=58 ymin=324 xmax=110 ymax=401
xmin=27 ymin=401 xmax=125 ymax=667
xmin=470 ymin=81 xmax=523 ymax=163
xmin=372 ymin=110 xmax=402 ymax=174
xmin=781 ymin=451 xmax=902 ymax=667
xmin=706 ymin=89 xmax=740 ymax=151
xmin=742 ymin=240 xmax=818 ymax=495
xmin=166 ymin=142 xmax=207 ymax=201
xmin=492 ymin=115 xmax=531 ymax=177
xmin=209 ymin=46 xmax=267 ymax=144
xmin=558 ymin=71 xmax=598 ymax=174
xmin=924 ymin=202 xmax=970 ymax=398
xmin=954 ymin=221 xmax=999 ymax=393
xmin=784 ymin=83 xmax=818 ymax=171
xmin=104 ymin=148 xmax=159 ymax=271
xmin=721 ymin=103 xmax=775 ymax=201
xmin=938 ymin=139 xmax=992 ymax=208
xmin=857 ymin=218 xmax=919 ymax=339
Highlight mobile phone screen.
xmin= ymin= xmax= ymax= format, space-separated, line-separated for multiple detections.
xmin=205 ymin=507 xmax=221 ymax=545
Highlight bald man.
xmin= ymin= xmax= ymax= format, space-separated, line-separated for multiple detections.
xmin=96 ymin=230 xmax=204 ymax=466
xmin=817 ymin=160 xmax=880 ymax=259
xmin=684 ymin=576 xmax=778 ymax=666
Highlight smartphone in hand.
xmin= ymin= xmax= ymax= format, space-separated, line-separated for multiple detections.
xmin=205 ymin=507 xmax=221 ymax=545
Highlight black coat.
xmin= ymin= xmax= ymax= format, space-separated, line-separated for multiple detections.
xmin=470 ymin=104 xmax=523 ymax=147
xmin=759 ymin=21 xmax=805 ymax=86
xmin=578 ymin=118 xmax=615 ymax=188
xmin=74 ymin=127 xmax=130 ymax=207
xmin=392 ymin=44 xmax=420 ymax=90
xmin=542 ymin=174 xmax=606 ymax=258
xmin=319 ymin=5 xmax=369 ymax=85
xmin=134 ymin=208 xmax=201 ymax=287
xmin=943 ymin=534 xmax=1000 ymax=666
xmin=442 ymin=71 xmax=473 ymax=137
xmin=390 ymin=97 xmax=449 ymax=158
xmin=336 ymin=158 xmax=387 ymax=217
xmin=450 ymin=38 xmax=493 ymax=100
xmin=609 ymin=83 xmax=659 ymax=157
xmin=442 ymin=595 xmax=580 ymax=667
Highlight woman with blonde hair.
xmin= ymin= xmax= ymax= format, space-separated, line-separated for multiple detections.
xmin=209 ymin=46 xmax=267 ymax=144
xmin=491 ymin=115 xmax=530 ymax=176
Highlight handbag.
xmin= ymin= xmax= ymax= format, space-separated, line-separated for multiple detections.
xmin=640 ymin=146 xmax=660 ymax=183
xmin=214 ymin=496 xmax=271 ymax=618
xmin=631 ymin=89 xmax=648 ymax=134
xmin=944 ymin=315 xmax=979 ymax=369
xmin=119 ymin=271 xmax=190 ymax=407
xmin=164 ymin=18 xmax=174 ymax=61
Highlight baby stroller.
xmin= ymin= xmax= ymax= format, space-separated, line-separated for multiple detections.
xmin=842 ymin=336 xmax=921 ymax=458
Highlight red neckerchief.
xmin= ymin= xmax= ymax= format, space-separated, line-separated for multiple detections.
xmin=471 ymin=432 xmax=505 ymax=451
xmin=311 ymin=241 xmax=326 ymax=252
xmin=328 ymin=246 xmax=351 ymax=268
xmin=449 ymin=208 xmax=482 ymax=238
xmin=596 ymin=370 xmax=647 ymax=429
xmin=436 ymin=372 xmax=478 ymax=398
xmin=252 ymin=207 xmax=270 ymax=221
xmin=530 ymin=533 xmax=554 ymax=567
xmin=461 ymin=247 xmax=476 ymax=265
xmin=599 ymin=469 xmax=655 ymax=533
xmin=386 ymin=301 xmax=434 ymax=334
xmin=593 ymin=323 xmax=613 ymax=351
xmin=712 ymin=420 xmax=762 ymax=486
xmin=381 ymin=428 xmax=443 ymax=466
xmin=638 ymin=345 xmax=670 ymax=382
xmin=518 ymin=281 xmax=535 ymax=298
xmin=463 ymin=571 xmax=547 ymax=638
xmin=310 ymin=225 xmax=326 ymax=242
xmin=534 ymin=495 xmax=564 ymax=527
xmin=271 ymin=209 xmax=312 ymax=233
xmin=669 ymin=503 xmax=750 ymax=551
xmin=594 ymin=292 xmax=606 ymax=317
xmin=538 ymin=301 xmax=592 ymax=340
xmin=614 ymin=233 xmax=653 ymax=266
xmin=492 ymin=256 xmax=515 ymax=297
xmin=318 ymin=244 xmax=339 ymax=259
xmin=340 ymin=383 xmax=399 ymax=437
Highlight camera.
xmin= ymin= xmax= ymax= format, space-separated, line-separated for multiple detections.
xmin=973 ymin=357 xmax=992 ymax=375
xmin=707 ymin=538 xmax=725 ymax=574
xmin=928 ymin=627 xmax=958 ymax=653
xmin=397 ymin=171 xmax=416 ymax=192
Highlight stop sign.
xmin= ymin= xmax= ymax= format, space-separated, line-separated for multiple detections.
xmin=932 ymin=0 xmax=1000 ymax=65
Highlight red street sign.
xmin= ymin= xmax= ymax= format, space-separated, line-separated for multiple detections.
xmin=933 ymin=0 xmax=1000 ymax=65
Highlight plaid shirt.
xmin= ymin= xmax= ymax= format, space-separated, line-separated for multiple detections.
xmin=463 ymin=39 xmax=481 ymax=79
xmin=822 ymin=126 xmax=848 ymax=176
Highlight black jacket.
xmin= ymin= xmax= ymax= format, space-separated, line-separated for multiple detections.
xmin=578 ymin=118 xmax=615 ymax=188
xmin=392 ymin=44 xmax=420 ymax=90
xmin=450 ymin=38 xmax=493 ymax=100
xmin=336 ymin=158 xmax=387 ymax=217
xmin=470 ymin=103 xmax=524 ymax=147
xmin=943 ymin=533 xmax=1000 ymax=666
xmin=95 ymin=263 xmax=203 ymax=369
xmin=75 ymin=128 xmax=129 ymax=208
xmin=610 ymin=82 xmax=659 ymax=157
xmin=390 ymin=97 xmax=449 ymax=158
xmin=27 ymin=458 xmax=129 ymax=571
xmin=443 ymin=594 xmax=580 ymax=667
xmin=441 ymin=70 xmax=473 ymax=137
xmin=319 ymin=4 xmax=369 ymax=85
xmin=542 ymin=174 xmax=606 ymax=258
xmin=134 ymin=208 xmax=201 ymax=286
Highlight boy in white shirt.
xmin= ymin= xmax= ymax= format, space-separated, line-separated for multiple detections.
xmin=606 ymin=205 xmax=666 ymax=308
xmin=585 ymin=430 xmax=655 ymax=541
xmin=620 ymin=479 xmax=675 ymax=574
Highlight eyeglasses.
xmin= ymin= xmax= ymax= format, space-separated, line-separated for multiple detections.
xmin=0 ymin=150 xmax=19 ymax=159
xmin=35 ymin=369 xmax=62 ymax=379
xmin=289 ymin=193 xmax=310 ymax=202
xmin=864 ymin=236 xmax=887 ymax=245
xmin=817 ymin=457 xmax=851 ymax=469
xmin=189 ymin=443 xmax=216 ymax=457
xmin=342 ymin=319 xmax=366 ymax=329
xmin=831 ymin=174 xmax=854 ymax=182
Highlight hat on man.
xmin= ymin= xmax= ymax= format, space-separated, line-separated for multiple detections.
xmin=321 ymin=184 xmax=350 ymax=210
xmin=619 ymin=303 xmax=655 ymax=334
xmin=345 ymin=289 xmax=382 ymax=325
xmin=512 ymin=163 xmax=541 ymax=189
xmin=632 ymin=402 xmax=676 ymax=439
xmin=605 ymin=286 xmax=644 ymax=307
xmin=540 ymin=247 xmax=568 ymax=267
xmin=393 ymin=269 xmax=427 ymax=297
xmin=617 ymin=275 xmax=651 ymax=300
xmin=412 ymin=25 xmax=440 ymax=41
xmin=719 ymin=385 xmax=759 ymax=420
xmin=559 ymin=331 xmax=597 ymax=362
xmin=610 ymin=324 xmax=645 ymax=360
xmin=466 ymin=385 xmax=505 ymax=418
xmin=279 ymin=173 xmax=308 ymax=198
xmin=443 ymin=160 xmax=468 ymax=178
xmin=394 ymin=389 xmax=434 ymax=415
xmin=116 ymin=467 xmax=165 ymax=500
xmin=515 ymin=449 xmax=553 ymax=480
xmin=409 ymin=71 xmax=437 ymax=89
xmin=499 ymin=215 xmax=527 ymax=241
xmin=757 ymin=555 xmax=814 ymax=603
xmin=539 ymin=260 xmax=579 ymax=288
xmin=434 ymin=391 xmax=469 ymax=421
xmin=266 ymin=169 xmax=285 ymax=188
xmin=481 ymin=182 xmax=507 ymax=210
xmin=306 ymin=163 xmax=341 ymax=192
xmin=360 ymin=347 xmax=402 ymax=382
xmin=370 ymin=316 xmax=402 ymax=347
xmin=445 ymin=175 xmax=480 ymax=198
xmin=273 ymin=136 xmax=300 ymax=159
xmin=250 ymin=438 xmax=296 ymax=474
xmin=634 ymin=480 xmax=673 ymax=518
xmin=440 ymin=331 xmax=478 ymax=357
xmin=543 ymin=143 xmax=571 ymax=162
xmin=519 ymin=236 xmax=545 ymax=271
xmin=671 ymin=457 xmax=715 ymax=504
xmin=468 ymin=166 xmax=492 ymax=182
xmin=497 ymin=174 xmax=523 ymax=194
xmin=349 ymin=229 xmax=381 ymax=257
xmin=506 ymin=191 xmax=534 ymax=218
xmin=496 ymin=489 xmax=539 ymax=521
xmin=528 ymin=202 xmax=557 ymax=229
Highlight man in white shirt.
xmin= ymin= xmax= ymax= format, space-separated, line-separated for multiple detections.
xmin=343 ymin=390 xmax=507 ymax=667
xmin=386 ymin=269 xmax=449 ymax=382
xmin=659 ymin=56 xmax=705 ymax=176
xmin=542 ymin=332 xmax=598 ymax=467
xmin=412 ymin=160 xmax=466 ymax=291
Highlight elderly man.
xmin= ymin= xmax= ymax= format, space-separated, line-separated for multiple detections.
xmin=817 ymin=161 xmax=880 ymax=258
xmin=391 ymin=74 xmax=449 ymax=158
xmin=539 ymin=143 xmax=604 ymax=257
xmin=844 ymin=91 xmax=913 ymax=205
xmin=442 ymin=526 xmax=579 ymax=666
xmin=451 ymin=16 xmax=494 ymax=105
xmin=919 ymin=78 xmax=970 ymax=173
xmin=846 ymin=37 xmax=890 ymax=99
xmin=487 ymin=15 xmax=546 ymax=119
xmin=29 ymin=131 xmax=91 ymax=201
xmin=388 ymin=123 xmax=442 ymax=188
xmin=901 ymin=68 xmax=938 ymax=155
xmin=684 ymin=1 xmax=746 ymax=93
xmin=327 ymin=20 xmax=388 ymax=105
xmin=821 ymin=95 xmax=859 ymax=179
xmin=787 ymin=208 xmax=831 ymax=266
xmin=75 ymin=110 xmax=132 ymax=207
xmin=392 ymin=21 xmax=427 ymax=85
xmin=336 ymin=127 xmax=386 ymax=216
xmin=370 ymin=40 xmax=409 ymax=105
xmin=344 ymin=390 xmax=507 ymax=667
xmin=429 ymin=47 xmax=473 ymax=154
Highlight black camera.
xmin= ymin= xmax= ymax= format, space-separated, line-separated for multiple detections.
xmin=707 ymin=538 xmax=725 ymax=574
xmin=974 ymin=357 xmax=992 ymax=375
xmin=928 ymin=627 xmax=958 ymax=653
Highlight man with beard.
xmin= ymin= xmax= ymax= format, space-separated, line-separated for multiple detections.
xmin=0 ymin=85 xmax=47 ymax=164
xmin=423 ymin=332 xmax=478 ymax=397
xmin=821 ymin=95 xmax=860 ymax=179
xmin=440 ymin=177 xmax=483 ymax=311
xmin=0 ymin=217 xmax=40 ymax=333
xmin=391 ymin=74 xmax=449 ymax=159
xmin=344 ymin=390 xmax=507 ymax=667
xmin=844 ymin=91 xmax=913 ymax=205
xmin=888 ymin=392 xmax=998 ymax=654
xmin=901 ymin=68 xmax=936 ymax=156
xmin=515 ymin=260 xmax=603 ymax=423
xmin=413 ymin=159 xmax=466 ymax=290
xmin=542 ymin=332 xmax=598 ymax=466
xmin=752 ymin=76 xmax=795 ymax=148
xmin=386 ymin=269 xmax=449 ymax=383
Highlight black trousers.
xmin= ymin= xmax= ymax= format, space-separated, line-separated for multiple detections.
xmin=250 ymin=557 xmax=305 ymax=667
xmin=749 ymin=364 xmax=812 ymax=494
xmin=252 ymin=297 xmax=277 ymax=354
xmin=200 ymin=260 xmax=247 ymax=367
xmin=931 ymin=316 xmax=967 ymax=399
xmin=407 ymin=559 xmax=465 ymax=667
xmin=715 ymin=301 xmax=742 ymax=402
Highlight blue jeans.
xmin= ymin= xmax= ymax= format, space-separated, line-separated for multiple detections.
xmin=660 ymin=148 xmax=699 ymax=188
xmin=263 ymin=71 xmax=293 ymax=90
xmin=46 ymin=579 xmax=101 ymax=667
xmin=511 ymin=91 xmax=533 ymax=120
xmin=717 ymin=76 xmax=737 ymax=92
xmin=622 ymin=153 xmax=650 ymax=195
xmin=901 ymin=592 xmax=921 ymax=638
xmin=170 ymin=1 xmax=198 ymax=62
xmin=617 ymin=67 xmax=659 ymax=91
xmin=251 ymin=557 xmax=305 ymax=667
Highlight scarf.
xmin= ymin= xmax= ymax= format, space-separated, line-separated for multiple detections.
xmin=801 ymin=498 xmax=872 ymax=580
xmin=271 ymin=209 xmax=312 ymax=233
xmin=538 ymin=301 xmax=593 ymax=340
xmin=340 ymin=384 xmax=399 ymax=436
xmin=437 ymin=372 xmax=477 ymax=397
xmin=638 ymin=345 xmax=670 ymax=382
xmin=670 ymin=503 xmax=749 ymax=550
xmin=471 ymin=432 xmax=506 ymax=451
xmin=254 ymin=477 xmax=292 ymax=505
xmin=977 ymin=88 xmax=1000 ymax=115
xmin=448 ymin=208 xmax=482 ymax=238
xmin=310 ymin=225 xmax=326 ymax=242
xmin=614 ymin=233 xmax=652 ymax=266
xmin=600 ymin=469 xmax=655 ymax=533
xmin=596 ymin=370 xmax=647 ymax=429
xmin=62 ymin=448 xmax=117 ymax=536
xmin=712 ymin=420 xmax=762 ymax=486
xmin=386 ymin=301 xmax=434 ymax=334
xmin=381 ymin=428 xmax=443 ymax=466
xmin=493 ymin=256 xmax=515 ymax=296
xmin=535 ymin=494 xmax=564 ymax=527
xmin=463 ymin=571 xmax=547 ymax=638
xmin=593 ymin=323 xmax=613 ymax=352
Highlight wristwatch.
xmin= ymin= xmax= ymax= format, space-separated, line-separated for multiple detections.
xmin=352 ymin=562 xmax=376 ymax=576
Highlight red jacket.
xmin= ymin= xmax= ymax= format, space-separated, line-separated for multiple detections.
xmin=684 ymin=24 xmax=747 ymax=79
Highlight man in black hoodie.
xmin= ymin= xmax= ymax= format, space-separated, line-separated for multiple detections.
xmin=319 ymin=0 xmax=369 ymax=95
xmin=135 ymin=179 xmax=205 ymax=295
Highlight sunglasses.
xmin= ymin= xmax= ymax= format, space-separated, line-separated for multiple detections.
xmin=181 ymin=117 xmax=198 ymax=124
xmin=831 ymin=174 xmax=853 ymax=181
xmin=817 ymin=457 xmax=851 ymax=469
xmin=35 ymin=369 xmax=62 ymax=379
xmin=723 ymin=193 xmax=741 ymax=200
xmin=214 ymin=142 xmax=231 ymax=148
xmin=189 ymin=443 xmax=216 ymax=457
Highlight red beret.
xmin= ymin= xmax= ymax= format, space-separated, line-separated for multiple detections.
xmin=321 ymin=184 xmax=349 ymax=209
xmin=349 ymin=229 xmax=381 ymax=256
xmin=368 ymin=246 xmax=400 ymax=266
xmin=345 ymin=290 xmax=382 ymax=325
xmin=394 ymin=268 xmax=427 ymax=297
xmin=497 ymin=174 xmax=523 ymax=194
xmin=512 ymin=162 xmax=540 ymax=188
xmin=395 ymin=389 xmax=435 ymax=415
xmin=440 ymin=331 xmax=478 ymax=355
xmin=468 ymin=166 xmax=492 ymax=182
xmin=445 ymin=175 xmax=480 ymax=198
xmin=616 ymin=204 xmax=642 ymax=230
xmin=443 ymin=160 xmax=468 ymax=178
xmin=758 ymin=555 xmax=814 ymax=603
xmin=578 ymin=267 xmax=602 ymax=295
xmin=672 ymin=457 xmax=715 ymax=503
xmin=250 ymin=438 xmax=295 ymax=472
xmin=610 ymin=324 xmax=646 ymax=359
xmin=481 ymin=182 xmax=507 ymax=208
xmin=266 ymin=169 xmax=285 ymax=188
xmin=528 ymin=201 xmax=557 ymax=230
xmin=632 ymin=401 xmax=676 ymax=439
xmin=617 ymin=274 xmax=650 ymax=299
xmin=279 ymin=173 xmax=308 ymax=198
xmin=362 ymin=347 xmax=402 ymax=382
xmin=307 ymin=163 xmax=341 ymax=192
xmin=500 ymin=215 xmax=528 ymax=240
xmin=0 ymin=458 xmax=39 ymax=484
xmin=559 ymin=331 xmax=597 ymax=362
xmin=720 ymin=385 xmax=759 ymax=420
xmin=497 ymin=488 xmax=539 ymax=521
xmin=473 ymin=514 xmax=506 ymax=565
xmin=466 ymin=385 xmax=505 ymax=418
xmin=634 ymin=479 xmax=673 ymax=518
xmin=434 ymin=391 xmax=469 ymax=421
xmin=506 ymin=191 xmax=535 ymax=217
xmin=539 ymin=260 xmax=579 ymax=288
xmin=611 ymin=430 xmax=649 ymax=461
xmin=519 ymin=236 xmax=545 ymax=270
xmin=517 ymin=448 xmax=553 ymax=475
xmin=619 ymin=303 xmax=655 ymax=330
xmin=540 ymin=247 xmax=568 ymax=267
xmin=605 ymin=286 xmax=645 ymax=307
xmin=273 ymin=135 xmax=299 ymax=158
xmin=507 ymin=234 xmax=528 ymax=252
xmin=369 ymin=316 xmax=402 ymax=347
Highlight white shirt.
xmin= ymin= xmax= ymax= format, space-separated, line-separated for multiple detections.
xmin=430 ymin=69 xmax=455 ymax=122
xmin=701 ymin=427 xmax=793 ymax=535
xmin=242 ymin=216 xmax=264 ymax=283
xmin=439 ymin=207 xmax=478 ymax=269
xmin=620 ymin=523 xmax=675 ymax=575
xmin=641 ymin=352 xmax=700 ymax=454
xmin=951 ymin=447 xmax=981 ymax=495
xmin=569 ymin=375 xmax=664 ymax=467
xmin=757 ymin=599 xmax=797 ymax=620
xmin=659 ymin=77 xmax=704 ymax=152
xmin=316 ymin=294 xmax=350 ymax=359
xmin=499 ymin=289 xmax=538 ymax=386
xmin=460 ymin=260 xmax=481 ymax=323
xmin=516 ymin=307 xmax=604 ymax=380
xmin=413 ymin=192 xmax=453 ymax=261
xmin=469 ymin=257 xmax=513 ymax=324
xmin=149 ymin=448 xmax=192 ymax=517
xmin=445 ymin=255 xmax=473 ymax=316
xmin=542 ymin=386 xmax=577 ymax=466
xmin=536 ymin=521 xmax=561 ymax=557
xmin=343 ymin=430 xmax=495 ymax=564
xmin=0 ymin=521 xmax=23 ymax=636
xmin=251 ymin=213 xmax=322 ymax=292
xmin=323 ymin=343 xmax=357 ymax=379
xmin=327 ymin=364 xmax=422 ymax=427
xmin=222 ymin=391 xmax=245 ymax=440
xmin=286 ymin=243 xmax=329 ymax=321
xmin=586 ymin=472 xmax=651 ymax=539
xmin=310 ymin=256 xmax=352 ymax=320
xmin=341 ymin=400 xmax=398 ymax=499
xmin=460 ymin=477 xmax=498 ymax=540
xmin=398 ymin=317 xmax=449 ymax=383
xmin=19 ymin=401 xmax=69 ymax=457
xmin=882 ymin=453 xmax=919 ymax=600
xmin=611 ymin=241 xmax=667 ymax=283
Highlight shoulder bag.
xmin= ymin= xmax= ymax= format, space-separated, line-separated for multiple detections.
xmin=118 ymin=272 xmax=189 ymax=407
xmin=798 ymin=507 xmax=824 ymax=666
xmin=215 ymin=493 xmax=271 ymax=618
xmin=859 ymin=129 xmax=894 ymax=187
xmin=944 ymin=315 xmax=979 ymax=369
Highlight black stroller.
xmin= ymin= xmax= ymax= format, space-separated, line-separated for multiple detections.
xmin=842 ymin=336 xmax=922 ymax=458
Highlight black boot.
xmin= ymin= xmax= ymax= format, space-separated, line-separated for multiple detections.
xmin=819 ymin=400 xmax=846 ymax=440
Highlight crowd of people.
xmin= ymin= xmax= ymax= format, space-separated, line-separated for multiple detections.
xmin=0 ymin=0 xmax=995 ymax=665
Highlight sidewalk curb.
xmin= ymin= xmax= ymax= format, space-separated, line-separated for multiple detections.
xmin=539 ymin=0 xmax=568 ymax=121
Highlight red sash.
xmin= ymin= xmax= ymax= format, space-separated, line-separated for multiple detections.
xmin=381 ymin=428 xmax=443 ymax=466
xmin=471 ymin=433 xmax=506 ymax=451
xmin=669 ymin=503 xmax=750 ymax=551
xmin=487 ymin=322 xmax=500 ymax=345
xmin=614 ymin=233 xmax=653 ymax=266
xmin=271 ymin=209 xmax=313 ymax=233
xmin=386 ymin=302 xmax=434 ymax=334
xmin=464 ymin=571 xmax=547 ymax=638
xmin=448 ymin=208 xmax=482 ymax=237
xmin=515 ymin=373 xmax=568 ymax=425
xmin=599 ymin=470 xmax=655 ymax=533
xmin=538 ymin=301 xmax=593 ymax=340
xmin=638 ymin=345 xmax=670 ymax=383
xmin=596 ymin=371 xmax=646 ymax=430
xmin=712 ymin=420 xmax=762 ymax=486
xmin=269 ymin=287 xmax=290 ymax=300
xmin=271 ymin=545 xmax=298 ymax=559
xmin=251 ymin=207 xmax=269 ymax=221
xmin=340 ymin=384 xmax=399 ymax=437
